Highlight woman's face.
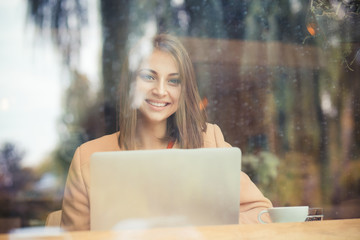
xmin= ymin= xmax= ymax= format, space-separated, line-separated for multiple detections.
xmin=133 ymin=49 xmax=181 ymax=125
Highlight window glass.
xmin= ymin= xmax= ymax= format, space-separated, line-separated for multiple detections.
xmin=0 ymin=0 xmax=359 ymax=232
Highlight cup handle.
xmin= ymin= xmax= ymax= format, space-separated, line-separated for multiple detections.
xmin=258 ymin=209 xmax=269 ymax=224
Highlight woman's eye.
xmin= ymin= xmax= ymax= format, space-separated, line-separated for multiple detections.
xmin=140 ymin=74 xmax=155 ymax=81
xmin=169 ymin=79 xmax=181 ymax=85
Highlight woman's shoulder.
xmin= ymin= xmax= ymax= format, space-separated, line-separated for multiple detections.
xmin=76 ymin=132 xmax=121 ymax=163
xmin=80 ymin=132 xmax=119 ymax=149
xmin=204 ymin=122 xmax=219 ymax=130
xmin=203 ymin=123 xmax=231 ymax=148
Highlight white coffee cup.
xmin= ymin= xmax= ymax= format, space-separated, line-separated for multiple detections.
xmin=258 ymin=206 xmax=309 ymax=224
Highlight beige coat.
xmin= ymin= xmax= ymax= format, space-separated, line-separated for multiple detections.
xmin=61 ymin=123 xmax=272 ymax=231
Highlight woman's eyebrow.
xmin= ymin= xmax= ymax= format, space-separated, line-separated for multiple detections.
xmin=139 ymin=69 xmax=179 ymax=77
xmin=139 ymin=69 xmax=157 ymax=75
xmin=169 ymin=73 xmax=180 ymax=76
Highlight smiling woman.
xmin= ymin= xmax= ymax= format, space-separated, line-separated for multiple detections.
xmin=60 ymin=33 xmax=273 ymax=231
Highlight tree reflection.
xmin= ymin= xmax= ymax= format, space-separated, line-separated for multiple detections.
xmin=0 ymin=143 xmax=29 ymax=195
xmin=54 ymin=71 xmax=104 ymax=178
xmin=23 ymin=0 xmax=360 ymax=225
xmin=0 ymin=143 xmax=37 ymax=231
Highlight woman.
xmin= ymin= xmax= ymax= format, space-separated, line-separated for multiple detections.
xmin=60 ymin=34 xmax=272 ymax=231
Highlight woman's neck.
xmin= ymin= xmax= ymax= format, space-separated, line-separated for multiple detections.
xmin=135 ymin=119 xmax=168 ymax=150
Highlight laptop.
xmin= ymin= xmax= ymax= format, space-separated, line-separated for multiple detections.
xmin=90 ymin=147 xmax=241 ymax=231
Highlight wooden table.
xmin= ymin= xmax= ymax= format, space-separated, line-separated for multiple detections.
xmin=1 ymin=218 xmax=359 ymax=240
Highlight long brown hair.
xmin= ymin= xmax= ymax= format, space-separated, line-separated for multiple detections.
xmin=118 ymin=34 xmax=207 ymax=149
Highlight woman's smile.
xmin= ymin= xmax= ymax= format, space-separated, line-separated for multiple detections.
xmin=146 ymin=99 xmax=170 ymax=108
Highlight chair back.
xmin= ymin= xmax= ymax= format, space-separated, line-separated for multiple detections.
xmin=45 ymin=210 xmax=62 ymax=227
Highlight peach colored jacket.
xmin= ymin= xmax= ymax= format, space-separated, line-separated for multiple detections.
xmin=60 ymin=123 xmax=272 ymax=231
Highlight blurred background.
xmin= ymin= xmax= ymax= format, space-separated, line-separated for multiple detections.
xmin=0 ymin=0 xmax=359 ymax=233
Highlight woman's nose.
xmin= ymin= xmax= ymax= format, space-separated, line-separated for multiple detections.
xmin=153 ymin=80 xmax=166 ymax=96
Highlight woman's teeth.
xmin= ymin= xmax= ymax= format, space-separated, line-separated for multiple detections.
xmin=148 ymin=101 xmax=167 ymax=107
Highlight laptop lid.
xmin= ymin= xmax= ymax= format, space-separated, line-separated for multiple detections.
xmin=90 ymin=147 xmax=241 ymax=230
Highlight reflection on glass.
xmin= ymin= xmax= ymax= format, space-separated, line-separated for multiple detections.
xmin=0 ymin=0 xmax=359 ymax=233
